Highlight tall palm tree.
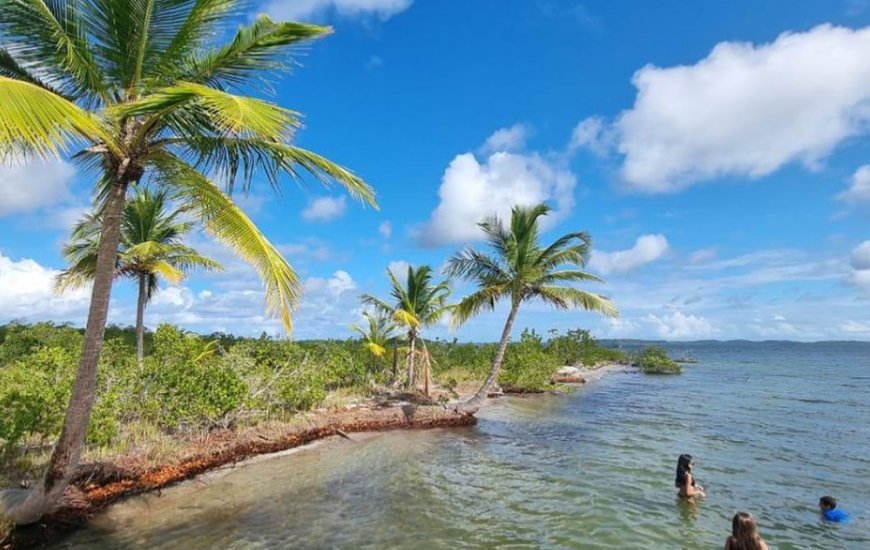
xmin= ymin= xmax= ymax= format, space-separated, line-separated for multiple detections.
xmin=0 ymin=0 xmax=374 ymax=521
xmin=446 ymin=204 xmax=618 ymax=415
xmin=361 ymin=266 xmax=452 ymax=390
xmin=56 ymin=187 xmax=222 ymax=362
xmin=351 ymin=311 xmax=398 ymax=382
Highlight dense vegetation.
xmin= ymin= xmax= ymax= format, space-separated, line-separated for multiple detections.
xmin=0 ymin=321 xmax=624 ymax=484
xmin=634 ymin=346 xmax=682 ymax=374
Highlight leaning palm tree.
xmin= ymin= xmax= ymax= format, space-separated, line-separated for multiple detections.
xmin=0 ymin=1 xmax=374 ymax=522
xmin=446 ymin=204 xmax=618 ymax=415
xmin=361 ymin=266 xmax=452 ymax=390
xmin=56 ymin=187 xmax=222 ymax=362
xmin=351 ymin=311 xmax=399 ymax=382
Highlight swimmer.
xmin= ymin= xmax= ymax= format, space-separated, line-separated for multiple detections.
xmin=675 ymin=454 xmax=706 ymax=499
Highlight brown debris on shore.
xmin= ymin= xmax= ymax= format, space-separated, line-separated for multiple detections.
xmin=4 ymin=404 xmax=474 ymax=549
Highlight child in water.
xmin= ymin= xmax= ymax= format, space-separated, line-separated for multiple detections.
xmin=675 ymin=454 xmax=706 ymax=499
xmin=724 ymin=512 xmax=770 ymax=550
xmin=819 ymin=496 xmax=849 ymax=522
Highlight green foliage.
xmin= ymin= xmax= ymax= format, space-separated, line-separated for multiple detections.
xmin=635 ymin=346 xmax=682 ymax=375
xmin=499 ymin=329 xmax=560 ymax=391
xmin=141 ymin=325 xmax=247 ymax=429
xmin=547 ymin=328 xmax=625 ymax=366
xmin=0 ymin=346 xmax=76 ymax=447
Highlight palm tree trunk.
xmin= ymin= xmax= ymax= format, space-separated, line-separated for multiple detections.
xmin=136 ymin=273 xmax=146 ymax=365
xmin=406 ymin=330 xmax=417 ymax=390
xmin=40 ymin=178 xmax=129 ymax=504
xmin=454 ymin=299 xmax=521 ymax=415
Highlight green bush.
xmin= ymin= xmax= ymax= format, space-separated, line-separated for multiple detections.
xmin=547 ymin=328 xmax=625 ymax=366
xmin=636 ymin=346 xmax=682 ymax=375
xmin=141 ymin=325 xmax=247 ymax=430
xmin=499 ymin=329 xmax=560 ymax=391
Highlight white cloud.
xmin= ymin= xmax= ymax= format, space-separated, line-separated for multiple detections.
xmin=416 ymin=151 xmax=576 ymax=247
xmin=849 ymin=241 xmax=870 ymax=291
xmin=589 ymin=234 xmax=669 ymax=275
xmin=0 ymin=250 xmax=90 ymax=321
xmin=387 ymin=260 xmax=410 ymax=278
xmin=263 ymin=0 xmax=411 ymax=21
xmin=851 ymin=241 xmax=870 ymax=270
xmin=378 ymin=220 xmax=392 ymax=239
xmin=610 ymin=24 xmax=870 ymax=191
xmin=688 ymin=248 xmax=717 ymax=265
xmin=568 ymin=116 xmax=611 ymax=156
xmin=841 ymin=320 xmax=870 ymax=334
xmin=301 ymin=196 xmax=346 ymax=222
xmin=644 ymin=311 xmax=717 ymax=340
xmin=838 ymin=165 xmax=870 ymax=205
xmin=0 ymin=160 xmax=76 ymax=217
xmin=479 ymin=124 xmax=529 ymax=155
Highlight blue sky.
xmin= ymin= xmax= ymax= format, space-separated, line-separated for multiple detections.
xmin=2 ymin=0 xmax=870 ymax=341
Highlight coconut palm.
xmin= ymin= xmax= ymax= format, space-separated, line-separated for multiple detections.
xmin=56 ymin=187 xmax=222 ymax=362
xmin=0 ymin=0 xmax=374 ymax=521
xmin=361 ymin=266 xmax=452 ymax=390
xmin=446 ymin=204 xmax=618 ymax=415
xmin=351 ymin=311 xmax=398 ymax=382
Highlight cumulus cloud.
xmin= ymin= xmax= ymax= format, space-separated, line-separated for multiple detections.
xmin=263 ymin=0 xmax=411 ymax=21
xmin=644 ymin=311 xmax=717 ymax=340
xmin=838 ymin=165 xmax=870 ymax=205
xmin=568 ymin=116 xmax=611 ymax=156
xmin=479 ymin=124 xmax=528 ymax=155
xmin=0 ymin=251 xmax=90 ymax=321
xmin=302 ymin=196 xmax=346 ymax=222
xmin=415 ymin=150 xmax=575 ymax=247
xmin=589 ymin=234 xmax=669 ymax=275
xmin=607 ymin=24 xmax=870 ymax=191
xmin=378 ymin=220 xmax=392 ymax=239
xmin=0 ymin=160 xmax=76 ymax=217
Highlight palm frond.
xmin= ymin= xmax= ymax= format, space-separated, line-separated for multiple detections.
xmin=169 ymin=137 xmax=375 ymax=204
xmin=0 ymin=0 xmax=107 ymax=99
xmin=113 ymin=82 xmax=299 ymax=139
xmin=179 ymin=15 xmax=331 ymax=90
xmin=0 ymin=77 xmax=115 ymax=159
xmin=0 ymin=48 xmax=62 ymax=95
xmin=533 ymin=286 xmax=618 ymax=317
xmin=153 ymin=154 xmax=300 ymax=333
xmin=153 ymin=0 xmax=239 ymax=78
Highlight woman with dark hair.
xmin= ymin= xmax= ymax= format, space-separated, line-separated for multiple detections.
xmin=724 ymin=512 xmax=770 ymax=550
xmin=675 ymin=454 xmax=706 ymax=498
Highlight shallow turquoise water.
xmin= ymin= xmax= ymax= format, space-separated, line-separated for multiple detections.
xmin=54 ymin=342 xmax=870 ymax=549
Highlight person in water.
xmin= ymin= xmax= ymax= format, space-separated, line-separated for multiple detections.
xmin=724 ymin=512 xmax=770 ymax=550
xmin=819 ymin=495 xmax=849 ymax=522
xmin=675 ymin=454 xmax=706 ymax=498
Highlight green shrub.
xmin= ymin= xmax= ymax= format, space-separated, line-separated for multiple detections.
xmin=499 ymin=329 xmax=559 ymax=391
xmin=142 ymin=325 xmax=247 ymax=430
xmin=0 ymin=346 xmax=76 ymax=447
xmin=636 ymin=346 xmax=682 ymax=375
xmin=547 ymin=328 xmax=625 ymax=367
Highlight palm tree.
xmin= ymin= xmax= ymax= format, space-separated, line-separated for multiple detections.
xmin=56 ymin=187 xmax=222 ymax=362
xmin=351 ymin=311 xmax=398 ymax=382
xmin=446 ymin=204 xmax=618 ymax=415
xmin=0 ymin=1 xmax=374 ymax=521
xmin=361 ymin=266 xmax=452 ymax=391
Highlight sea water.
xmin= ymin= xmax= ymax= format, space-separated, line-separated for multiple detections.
xmin=53 ymin=342 xmax=870 ymax=549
